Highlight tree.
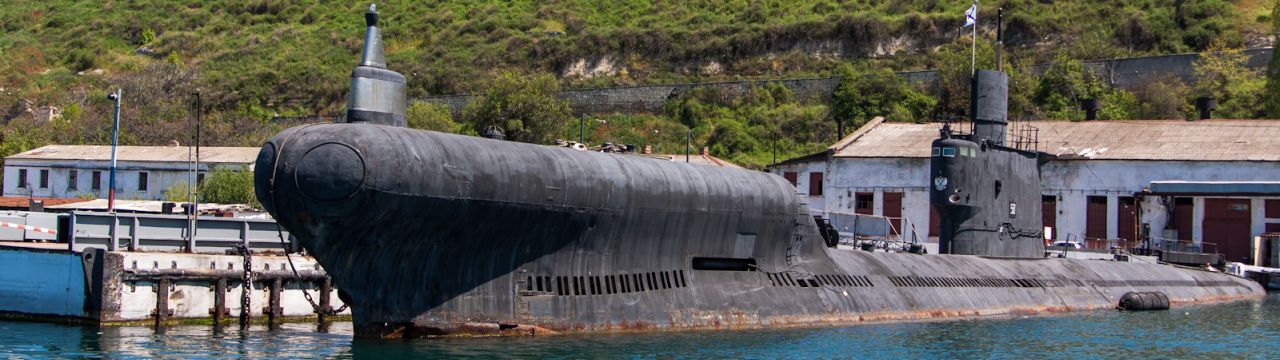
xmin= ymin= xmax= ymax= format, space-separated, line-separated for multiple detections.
xmin=1265 ymin=0 xmax=1280 ymax=118
xmin=1192 ymin=41 xmax=1266 ymax=119
xmin=199 ymin=166 xmax=259 ymax=207
xmin=462 ymin=71 xmax=572 ymax=144
xmin=1033 ymin=55 xmax=1136 ymax=120
xmin=831 ymin=64 xmax=935 ymax=136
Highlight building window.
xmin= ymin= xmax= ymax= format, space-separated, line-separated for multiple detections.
xmin=855 ymin=192 xmax=874 ymax=214
xmin=808 ymin=172 xmax=823 ymax=196
xmin=39 ymin=169 xmax=49 ymax=189
xmin=137 ymin=172 xmax=149 ymax=191
xmin=92 ymin=171 xmax=102 ymax=191
xmin=17 ymin=169 xmax=28 ymax=188
xmin=1267 ymin=199 xmax=1280 ymax=219
xmin=68 ymin=170 xmax=78 ymax=191
xmin=783 ymin=172 xmax=797 ymax=187
xmin=197 ymin=173 xmax=206 ymax=185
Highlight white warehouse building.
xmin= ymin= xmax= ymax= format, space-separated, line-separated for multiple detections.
xmin=3 ymin=145 xmax=259 ymax=201
xmin=770 ymin=118 xmax=1280 ymax=264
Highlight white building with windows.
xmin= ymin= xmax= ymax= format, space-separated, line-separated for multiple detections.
xmin=3 ymin=145 xmax=258 ymax=201
xmin=770 ymin=118 xmax=1280 ymax=264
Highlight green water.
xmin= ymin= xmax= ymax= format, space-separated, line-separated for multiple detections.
xmin=2 ymin=294 xmax=1278 ymax=359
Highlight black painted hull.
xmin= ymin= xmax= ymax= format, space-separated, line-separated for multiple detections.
xmin=255 ymin=123 xmax=1263 ymax=338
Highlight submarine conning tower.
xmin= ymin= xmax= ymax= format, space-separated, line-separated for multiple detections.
xmin=931 ymin=68 xmax=1045 ymax=258
xmin=344 ymin=4 xmax=406 ymax=127
xmin=970 ymin=69 xmax=1008 ymax=146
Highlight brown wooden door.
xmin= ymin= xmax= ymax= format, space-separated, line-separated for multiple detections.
xmin=1117 ymin=196 xmax=1137 ymax=248
xmin=1203 ymin=198 xmax=1252 ymax=263
xmin=1086 ymin=196 xmax=1108 ymax=248
xmin=1042 ymin=195 xmax=1057 ymax=241
xmin=782 ymin=172 xmax=797 ymax=187
xmin=884 ymin=192 xmax=903 ymax=235
xmin=1173 ymin=197 xmax=1194 ymax=241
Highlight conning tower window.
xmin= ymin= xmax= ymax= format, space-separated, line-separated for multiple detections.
xmin=942 ymin=147 xmax=956 ymax=157
xmin=932 ymin=147 xmax=941 ymax=156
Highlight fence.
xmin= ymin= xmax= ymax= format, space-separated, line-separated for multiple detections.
xmin=824 ymin=211 xmax=925 ymax=251
xmin=62 ymin=211 xmax=295 ymax=254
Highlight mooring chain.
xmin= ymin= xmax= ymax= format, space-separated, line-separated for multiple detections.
xmin=262 ymin=123 xmax=348 ymax=316
xmin=238 ymin=244 xmax=253 ymax=328
xmin=276 ymin=226 xmax=348 ymax=315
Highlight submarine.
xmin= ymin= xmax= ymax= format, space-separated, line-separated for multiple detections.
xmin=254 ymin=6 xmax=1263 ymax=338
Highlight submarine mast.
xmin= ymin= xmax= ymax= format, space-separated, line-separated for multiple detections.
xmin=344 ymin=4 xmax=407 ymax=127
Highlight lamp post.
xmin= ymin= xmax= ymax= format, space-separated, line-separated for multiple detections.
xmin=107 ymin=89 xmax=121 ymax=212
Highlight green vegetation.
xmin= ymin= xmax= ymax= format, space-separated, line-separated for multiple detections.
xmin=0 ymin=1 xmax=1275 ymax=174
xmin=1265 ymin=0 xmax=1280 ymax=117
xmin=198 ymin=167 xmax=259 ymax=207
xmin=832 ymin=65 xmax=935 ymax=132
xmin=161 ymin=168 xmax=257 ymax=207
xmin=1193 ymin=42 xmax=1268 ymax=118
xmin=462 ymin=72 xmax=572 ymax=144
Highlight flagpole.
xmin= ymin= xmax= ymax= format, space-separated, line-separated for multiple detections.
xmin=970 ymin=1 xmax=977 ymax=75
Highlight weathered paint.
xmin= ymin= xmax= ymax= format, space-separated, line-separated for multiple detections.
xmin=0 ymin=247 xmax=85 ymax=317
xmin=0 ymin=244 xmax=348 ymax=324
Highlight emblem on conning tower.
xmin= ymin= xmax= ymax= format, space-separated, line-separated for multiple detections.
xmin=933 ymin=176 xmax=949 ymax=191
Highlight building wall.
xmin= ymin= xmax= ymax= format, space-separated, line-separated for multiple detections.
xmin=3 ymin=159 xmax=252 ymax=201
xmin=1042 ymin=160 xmax=1280 ymax=244
xmin=768 ymin=159 xmax=828 ymax=215
xmin=780 ymin=157 xmax=1280 ymax=249
xmin=825 ymin=158 xmax=932 ymax=239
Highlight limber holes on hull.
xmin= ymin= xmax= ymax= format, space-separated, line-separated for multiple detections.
xmin=524 ymin=270 xmax=688 ymax=297
xmin=884 ymin=276 xmax=1243 ymax=289
xmin=521 ymin=272 xmax=1243 ymax=298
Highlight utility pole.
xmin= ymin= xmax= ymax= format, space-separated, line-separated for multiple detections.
xmin=685 ymin=130 xmax=691 ymax=163
xmin=107 ymin=89 xmax=122 ymax=212
xmin=579 ymin=115 xmax=586 ymax=145
xmin=187 ymin=92 xmax=201 ymax=253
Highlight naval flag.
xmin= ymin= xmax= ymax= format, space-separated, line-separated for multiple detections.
xmin=963 ymin=2 xmax=978 ymax=28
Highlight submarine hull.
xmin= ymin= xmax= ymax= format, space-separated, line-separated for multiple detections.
xmin=255 ymin=123 xmax=1263 ymax=338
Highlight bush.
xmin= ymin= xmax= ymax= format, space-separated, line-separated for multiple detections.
xmin=199 ymin=166 xmax=259 ymax=207
xmin=831 ymin=64 xmax=935 ymax=131
xmin=462 ymin=71 xmax=571 ymax=144
xmin=406 ymin=101 xmax=464 ymax=133
xmin=1192 ymin=42 xmax=1266 ymax=118
xmin=1265 ymin=1 xmax=1280 ymax=118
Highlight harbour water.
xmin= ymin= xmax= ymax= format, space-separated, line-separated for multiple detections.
xmin=2 ymin=293 xmax=1277 ymax=359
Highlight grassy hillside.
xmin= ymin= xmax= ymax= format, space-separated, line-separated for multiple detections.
xmin=0 ymin=1 xmax=1275 ymax=171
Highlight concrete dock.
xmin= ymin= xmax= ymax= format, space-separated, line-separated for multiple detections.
xmin=0 ymin=210 xmax=349 ymax=326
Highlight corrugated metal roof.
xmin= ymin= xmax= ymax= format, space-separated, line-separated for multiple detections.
xmin=6 ymin=145 xmax=259 ymax=164
xmin=832 ymin=119 xmax=1280 ymax=161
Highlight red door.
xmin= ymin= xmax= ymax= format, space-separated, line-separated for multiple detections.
xmin=1042 ymin=195 xmax=1057 ymax=241
xmin=1173 ymin=198 xmax=1194 ymax=242
xmin=1085 ymin=196 xmax=1108 ymax=248
xmin=1117 ymin=197 xmax=1137 ymax=248
xmin=1203 ymin=198 xmax=1252 ymax=263
xmin=884 ymin=192 xmax=903 ymax=235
